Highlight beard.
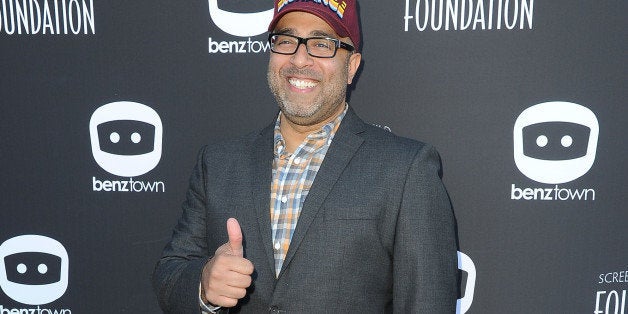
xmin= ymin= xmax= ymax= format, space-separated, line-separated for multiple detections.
xmin=267 ymin=61 xmax=349 ymax=127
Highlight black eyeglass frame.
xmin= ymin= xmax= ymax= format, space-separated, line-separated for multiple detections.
xmin=268 ymin=33 xmax=355 ymax=58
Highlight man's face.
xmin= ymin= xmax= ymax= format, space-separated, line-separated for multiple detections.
xmin=267 ymin=11 xmax=361 ymax=127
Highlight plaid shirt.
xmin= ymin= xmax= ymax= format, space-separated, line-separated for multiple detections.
xmin=270 ymin=105 xmax=347 ymax=276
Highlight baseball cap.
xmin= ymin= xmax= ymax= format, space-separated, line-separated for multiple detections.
xmin=268 ymin=0 xmax=361 ymax=51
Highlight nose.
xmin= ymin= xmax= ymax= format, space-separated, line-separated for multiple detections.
xmin=290 ymin=43 xmax=314 ymax=68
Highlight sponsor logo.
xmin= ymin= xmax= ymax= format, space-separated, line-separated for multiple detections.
xmin=594 ymin=266 xmax=627 ymax=314
xmin=89 ymin=101 xmax=162 ymax=178
xmin=514 ymin=101 xmax=598 ymax=184
xmin=404 ymin=0 xmax=534 ymax=32
xmin=89 ymin=101 xmax=165 ymax=193
xmin=510 ymin=184 xmax=595 ymax=201
xmin=206 ymin=0 xmax=273 ymax=54
xmin=208 ymin=0 xmax=273 ymax=37
xmin=457 ymin=251 xmax=476 ymax=314
xmin=208 ymin=36 xmax=271 ymax=54
xmin=0 ymin=235 xmax=69 ymax=306
xmin=91 ymin=176 xmax=164 ymax=193
xmin=511 ymin=101 xmax=598 ymax=201
xmin=0 ymin=0 xmax=95 ymax=35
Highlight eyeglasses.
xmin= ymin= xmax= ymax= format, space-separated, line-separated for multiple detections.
xmin=268 ymin=33 xmax=355 ymax=58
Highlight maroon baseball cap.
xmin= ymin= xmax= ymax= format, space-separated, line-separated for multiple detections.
xmin=268 ymin=0 xmax=361 ymax=51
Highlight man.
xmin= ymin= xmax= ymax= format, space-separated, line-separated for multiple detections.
xmin=153 ymin=1 xmax=458 ymax=313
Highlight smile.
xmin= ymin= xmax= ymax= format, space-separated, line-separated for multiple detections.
xmin=289 ymin=78 xmax=318 ymax=89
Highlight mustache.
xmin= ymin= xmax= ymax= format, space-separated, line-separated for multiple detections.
xmin=280 ymin=67 xmax=322 ymax=80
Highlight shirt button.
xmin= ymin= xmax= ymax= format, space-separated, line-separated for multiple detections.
xmin=281 ymin=196 xmax=288 ymax=203
xmin=274 ymin=241 xmax=281 ymax=250
xmin=293 ymin=157 xmax=301 ymax=164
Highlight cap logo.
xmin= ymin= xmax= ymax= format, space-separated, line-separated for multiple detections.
xmin=277 ymin=0 xmax=348 ymax=19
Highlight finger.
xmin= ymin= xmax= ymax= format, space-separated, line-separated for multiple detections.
xmin=205 ymin=274 xmax=249 ymax=297
xmin=227 ymin=218 xmax=243 ymax=257
xmin=206 ymin=294 xmax=239 ymax=308
xmin=216 ymin=284 xmax=249 ymax=300
xmin=206 ymin=257 xmax=253 ymax=281
xmin=209 ymin=254 xmax=254 ymax=276
xmin=230 ymin=258 xmax=254 ymax=275
xmin=223 ymin=271 xmax=253 ymax=288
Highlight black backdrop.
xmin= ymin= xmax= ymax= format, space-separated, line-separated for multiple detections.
xmin=1 ymin=1 xmax=626 ymax=313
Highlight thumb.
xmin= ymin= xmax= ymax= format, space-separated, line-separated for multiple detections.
xmin=226 ymin=218 xmax=243 ymax=257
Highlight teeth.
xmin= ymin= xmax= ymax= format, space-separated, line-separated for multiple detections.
xmin=289 ymin=78 xmax=317 ymax=89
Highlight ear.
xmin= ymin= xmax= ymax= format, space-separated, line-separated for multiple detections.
xmin=346 ymin=52 xmax=362 ymax=84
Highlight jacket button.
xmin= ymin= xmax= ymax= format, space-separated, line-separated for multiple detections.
xmin=268 ymin=306 xmax=280 ymax=313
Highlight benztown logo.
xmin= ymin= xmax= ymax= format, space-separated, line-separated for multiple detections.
xmin=457 ymin=251 xmax=476 ymax=314
xmin=208 ymin=0 xmax=273 ymax=37
xmin=89 ymin=101 xmax=163 ymax=177
xmin=0 ymin=235 xmax=69 ymax=305
xmin=513 ymin=101 xmax=599 ymax=184
xmin=207 ymin=1 xmax=273 ymax=54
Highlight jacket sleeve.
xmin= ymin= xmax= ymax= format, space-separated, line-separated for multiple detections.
xmin=393 ymin=144 xmax=459 ymax=313
xmin=152 ymin=146 xmax=213 ymax=314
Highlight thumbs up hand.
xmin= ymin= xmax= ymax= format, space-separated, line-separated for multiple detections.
xmin=201 ymin=218 xmax=254 ymax=308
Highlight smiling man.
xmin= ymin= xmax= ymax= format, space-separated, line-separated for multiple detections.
xmin=153 ymin=1 xmax=458 ymax=313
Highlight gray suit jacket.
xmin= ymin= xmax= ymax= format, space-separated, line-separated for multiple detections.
xmin=153 ymin=108 xmax=458 ymax=313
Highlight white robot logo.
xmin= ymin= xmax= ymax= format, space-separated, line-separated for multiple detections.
xmin=457 ymin=251 xmax=476 ymax=314
xmin=513 ymin=101 xmax=599 ymax=184
xmin=207 ymin=0 xmax=274 ymax=37
xmin=0 ymin=235 xmax=69 ymax=305
xmin=89 ymin=101 xmax=163 ymax=177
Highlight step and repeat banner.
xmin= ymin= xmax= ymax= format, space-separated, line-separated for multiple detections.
xmin=1 ymin=1 xmax=626 ymax=313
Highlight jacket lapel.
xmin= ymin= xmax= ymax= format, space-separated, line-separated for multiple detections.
xmin=279 ymin=108 xmax=366 ymax=276
xmin=250 ymin=124 xmax=277 ymax=276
